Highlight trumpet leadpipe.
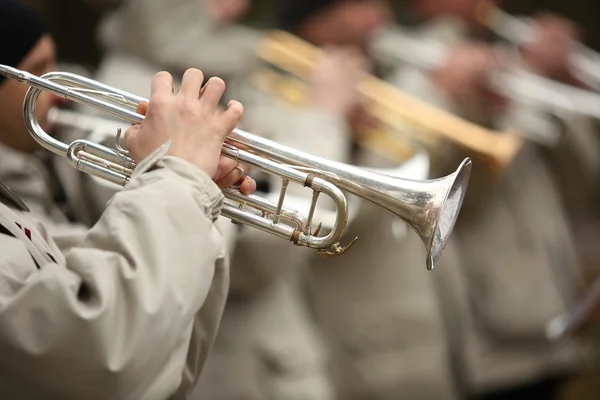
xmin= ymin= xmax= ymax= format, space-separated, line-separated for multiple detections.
xmin=0 ymin=64 xmax=472 ymax=270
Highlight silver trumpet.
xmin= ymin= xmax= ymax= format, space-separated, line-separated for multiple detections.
xmin=478 ymin=2 xmax=600 ymax=93
xmin=47 ymin=106 xmax=123 ymax=134
xmin=0 ymin=65 xmax=472 ymax=270
xmin=373 ymin=28 xmax=600 ymax=146
xmin=46 ymin=107 xmax=369 ymax=234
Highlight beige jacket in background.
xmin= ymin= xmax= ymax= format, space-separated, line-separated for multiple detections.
xmin=219 ymin=36 xmax=461 ymax=400
xmin=0 ymin=145 xmax=229 ymax=400
xmin=97 ymin=0 xmax=263 ymax=82
xmin=89 ymin=0 xmax=265 ymax=256
xmin=377 ymin=17 xmax=593 ymax=396
xmin=189 ymin=82 xmax=350 ymax=400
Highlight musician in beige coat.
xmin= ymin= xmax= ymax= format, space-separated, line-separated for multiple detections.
xmin=0 ymin=81 xmax=244 ymax=398
xmin=91 ymin=1 xmax=341 ymax=398
xmin=371 ymin=1 xmax=599 ymax=398
xmin=92 ymin=0 xmax=268 ymax=244
xmin=89 ymin=0 xmax=261 ymax=249
xmin=0 ymin=3 xmax=259 ymax=397
xmin=206 ymin=1 xmax=463 ymax=399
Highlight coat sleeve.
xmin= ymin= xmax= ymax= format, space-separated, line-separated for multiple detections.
xmin=0 ymin=154 xmax=229 ymax=399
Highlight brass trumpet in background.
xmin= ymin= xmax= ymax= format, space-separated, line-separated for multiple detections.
xmin=254 ymin=30 xmax=524 ymax=174
xmin=370 ymin=26 xmax=600 ymax=147
xmin=0 ymin=65 xmax=472 ymax=271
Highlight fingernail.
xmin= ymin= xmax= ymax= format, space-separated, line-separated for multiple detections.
xmin=243 ymin=178 xmax=257 ymax=194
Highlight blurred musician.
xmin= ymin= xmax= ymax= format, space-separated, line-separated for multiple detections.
xmin=369 ymin=0 xmax=600 ymax=399
xmin=214 ymin=1 xmax=464 ymax=399
xmin=386 ymin=0 xmax=600 ymax=228
xmin=86 ymin=1 xmax=339 ymax=399
xmin=95 ymin=0 xmax=261 ymax=95
xmin=80 ymin=0 xmax=264 ymax=250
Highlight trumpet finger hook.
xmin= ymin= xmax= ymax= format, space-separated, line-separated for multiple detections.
xmin=317 ymin=236 xmax=359 ymax=257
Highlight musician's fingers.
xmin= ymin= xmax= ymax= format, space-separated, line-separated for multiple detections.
xmin=341 ymin=45 xmax=363 ymax=62
xmin=150 ymin=71 xmax=174 ymax=97
xmin=200 ymin=77 xmax=226 ymax=113
xmin=535 ymin=13 xmax=580 ymax=42
xmin=239 ymin=176 xmax=257 ymax=195
xmin=355 ymin=54 xmax=372 ymax=73
xmin=215 ymin=162 xmax=251 ymax=188
xmin=219 ymin=100 xmax=244 ymax=134
xmin=213 ymin=157 xmax=250 ymax=179
xmin=322 ymin=45 xmax=337 ymax=57
xmin=178 ymin=68 xmax=205 ymax=99
xmin=338 ymin=46 xmax=370 ymax=75
xmin=136 ymin=101 xmax=149 ymax=116
xmin=132 ymin=101 xmax=149 ymax=125
xmin=213 ymin=157 xmax=236 ymax=180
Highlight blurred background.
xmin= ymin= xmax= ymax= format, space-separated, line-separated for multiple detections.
xmin=8 ymin=1 xmax=600 ymax=399
xmin=18 ymin=0 xmax=600 ymax=70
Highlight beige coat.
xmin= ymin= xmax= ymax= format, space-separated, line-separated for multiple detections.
xmin=0 ymin=143 xmax=229 ymax=399
xmin=92 ymin=5 xmax=339 ymax=399
xmin=541 ymin=114 xmax=600 ymax=282
xmin=217 ymin=37 xmax=461 ymax=399
xmin=380 ymin=17 xmax=594 ymax=397
xmin=96 ymin=0 xmax=262 ymax=84
xmin=89 ymin=0 xmax=264 ymax=254
xmin=192 ymin=268 xmax=335 ymax=400
xmin=0 ymin=142 xmax=88 ymax=238
xmin=190 ymin=85 xmax=350 ymax=400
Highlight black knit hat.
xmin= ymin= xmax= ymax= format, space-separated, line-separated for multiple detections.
xmin=0 ymin=0 xmax=49 ymax=86
xmin=276 ymin=0 xmax=339 ymax=33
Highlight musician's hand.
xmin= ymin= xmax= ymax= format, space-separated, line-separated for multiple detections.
xmin=309 ymin=47 xmax=370 ymax=117
xmin=432 ymin=42 xmax=501 ymax=106
xmin=522 ymin=13 xmax=579 ymax=81
xmin=348 ymin=103 xmax=381 ymax=137
xmin=205 ymin=0 xmax=250 ymax=24
xmin=124 ymin=69 xmax=254 ymax=194
xmin=213 ymin=158 xmax=256 ymax=194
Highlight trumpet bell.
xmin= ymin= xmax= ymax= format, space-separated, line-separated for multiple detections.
xmin=367 ymin=157 xmax=471 ymax=270
xmin=416 ymin=158 xmax=471 ymax=270
xmin=227 ymin=127 xmax=472 ymax=270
